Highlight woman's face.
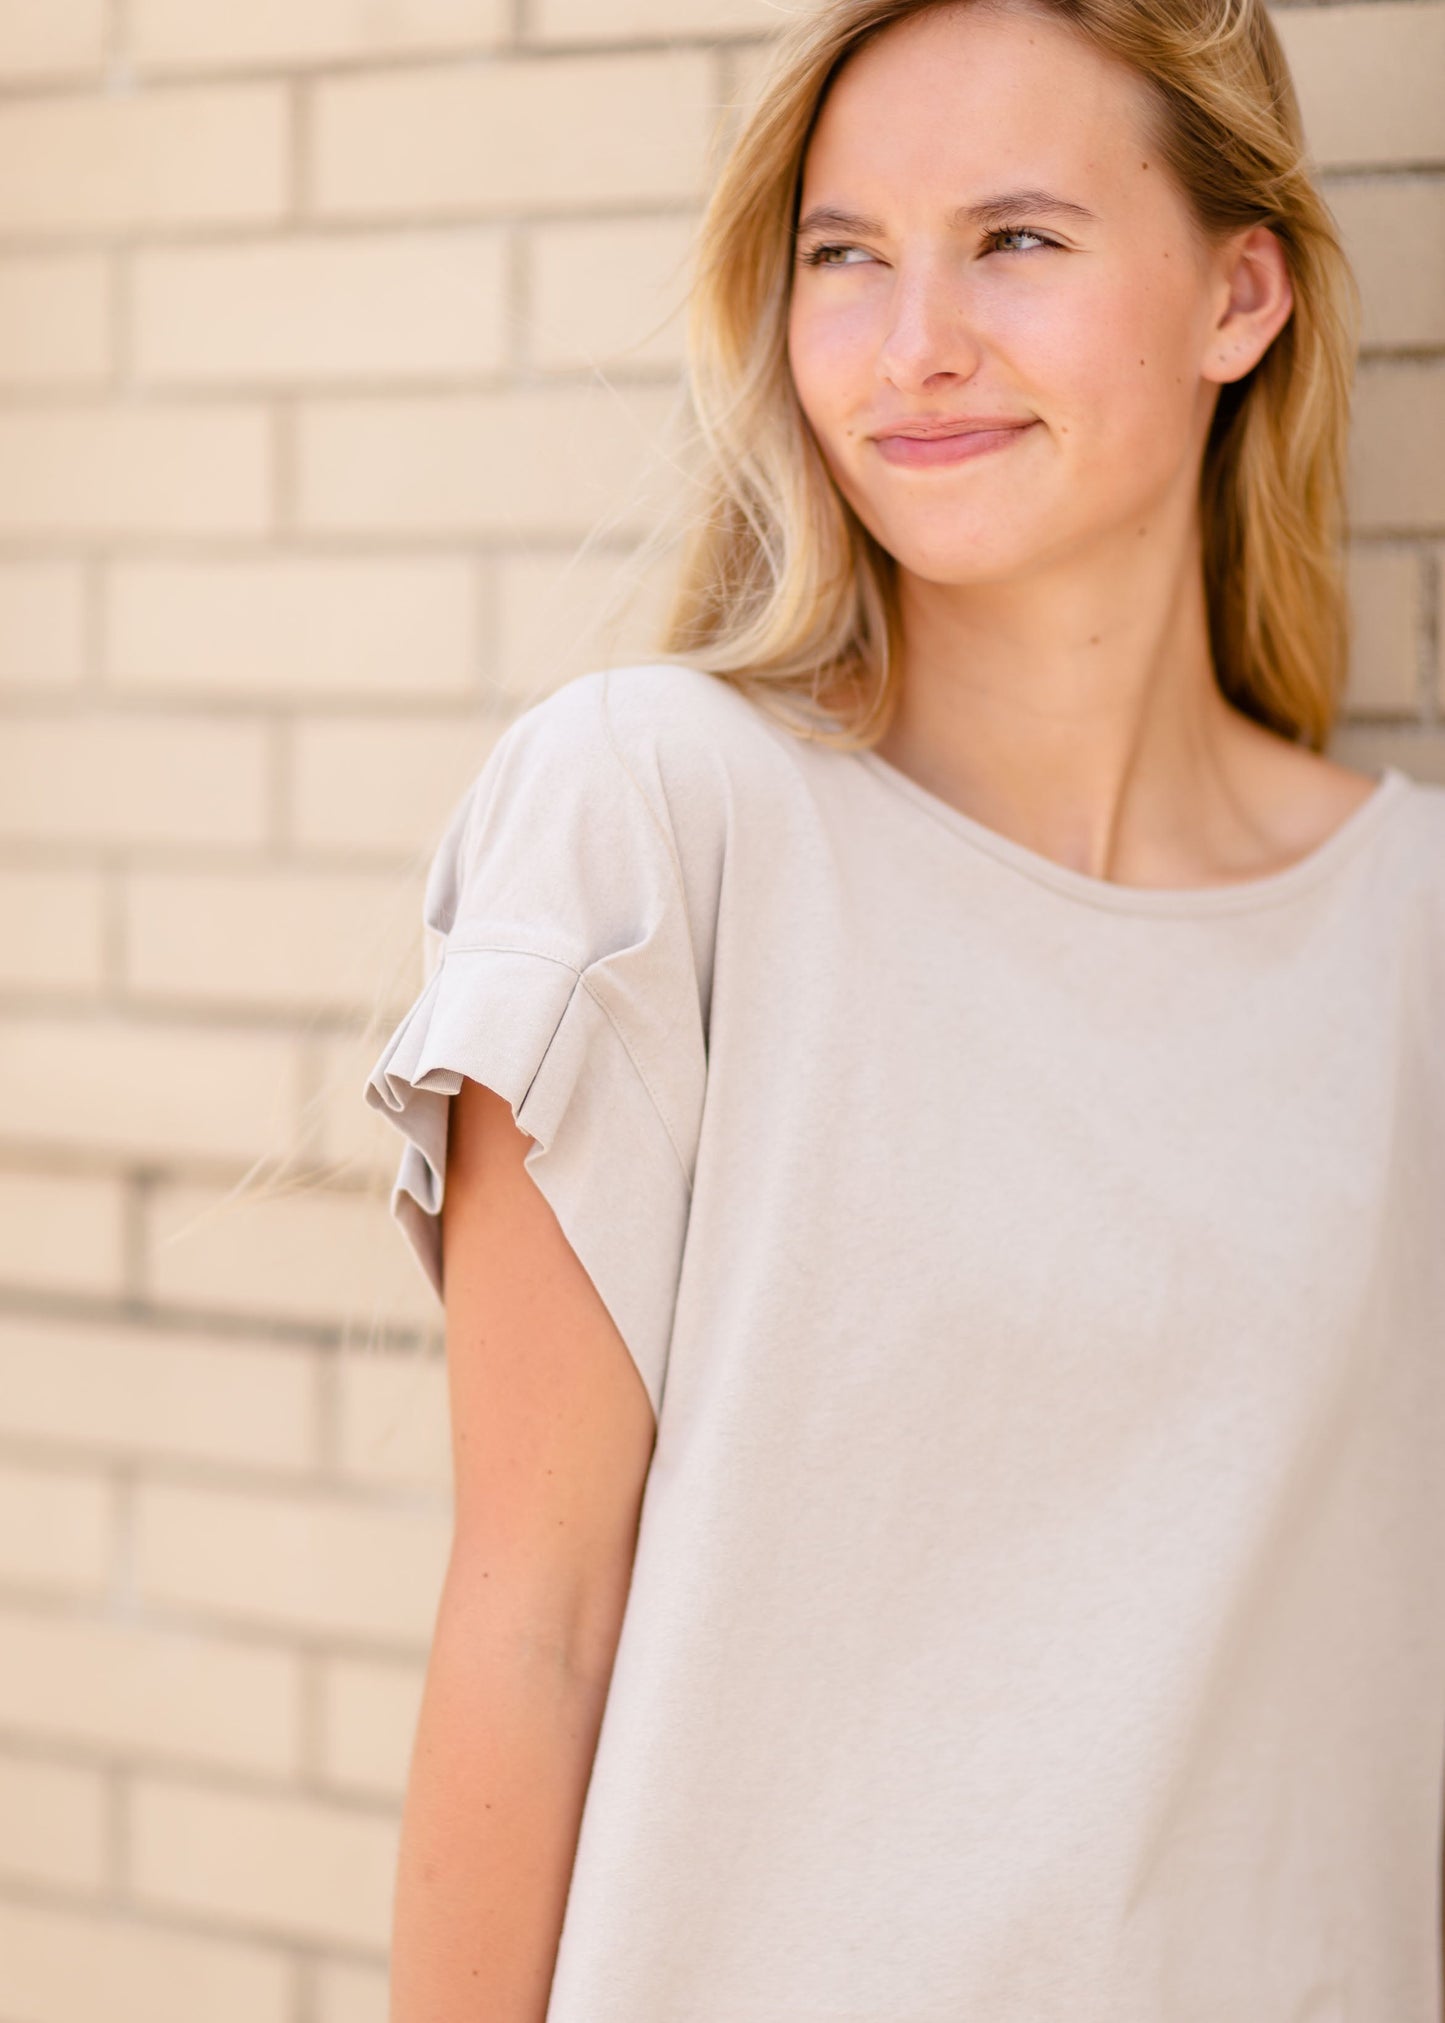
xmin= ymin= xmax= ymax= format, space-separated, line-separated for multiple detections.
xmin=786 ymin=1 xmax=1284 ymax=587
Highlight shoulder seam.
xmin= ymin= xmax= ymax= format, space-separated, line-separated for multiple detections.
xmin=597 ymin=665 xmax=704 ymax=1036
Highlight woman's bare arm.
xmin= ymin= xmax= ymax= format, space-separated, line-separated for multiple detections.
xmin=388 ymin=1075 xmax=658 ymax=2023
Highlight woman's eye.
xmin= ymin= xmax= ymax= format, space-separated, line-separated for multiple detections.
xmin=985 ymin=224 xmax=1055 ymax=254
xmin=800 ymin=226 xmax=1058 ymax=268
xmin=799 ymin=242 xmax=873 ymax=268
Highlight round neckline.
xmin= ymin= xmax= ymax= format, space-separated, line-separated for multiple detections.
xmin=852 ymin=749 xmax=1412 ymax=916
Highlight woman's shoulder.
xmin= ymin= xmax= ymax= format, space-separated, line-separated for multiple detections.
xmin=492 ymin=658 xmax=810 ymax=843
xmin=427 ymin=660 xmax=811 ymax=944
xmin=1391 ymin=764 xmax=1445 ymax=905
xmin=571 ymin=657 xmax=798 ymax=773
xmin=1250 ymin=731 xmax=1445 ymax=911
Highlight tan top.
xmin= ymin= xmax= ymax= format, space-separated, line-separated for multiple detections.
xmin=365 ymin=659 xmax=1445 ymax=2023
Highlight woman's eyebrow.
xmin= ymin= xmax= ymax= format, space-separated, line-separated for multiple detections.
xmin=795 ymin=189 xmax=1100 ymax=236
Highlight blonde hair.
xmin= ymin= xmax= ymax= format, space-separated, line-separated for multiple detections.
xmin=655 ymin=0 xmax=1363 ymax=754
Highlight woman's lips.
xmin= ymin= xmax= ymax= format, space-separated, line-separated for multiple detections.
xmin=873 ymin=420 xmax=1038 ymax=467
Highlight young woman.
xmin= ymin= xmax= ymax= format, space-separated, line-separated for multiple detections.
xmin=366 ymin=1 xmax=1445 ymax=2016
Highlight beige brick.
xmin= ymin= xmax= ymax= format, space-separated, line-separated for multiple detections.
xmin=0 ymin=0 xmax=104 ymax=79
xmin=299 ymin=383 xmax=680 ymax=538
xmin=0 ymin=716 xmax=267 ymax=848
xmin=135 ymin=1477 xmax=449 ymax=1645
xmin=1327 ymin=724 xmax=1445 ymax=786
xmin=0 ymin=1897 xmax=292 ymax=2023
xmin=1343 ymin=545 xmax=1420 ymax=713
xmin=131 ymin=1778 xmax=398 ymax=1952
xmin=291 ymin=715 xmax=497 ymax=856
xmin=125 ymin=867 xmax=417 ymax=1016
xmin=0 ymin=255 xmax=109 ymax=386
xmin=0 ymin=1459 xmax=111 ymax=1598
xmin=132 ymin=0 xmax=505 ymax=71
xmin=313 ymin=51 xmax=713 ymax=217
xmin=0 ymin=1170 xmax=126 ymax=1297
xmin=320 ymin=1654 xmax=426 ymax=1796
xmin=1348 ymin=361 xmax=1445 ymax=531
xmin=0 ymin=1014 xmax=301 ymax=1165
xmin=0 ymin=867 xmax=105 ymax=992
xmin=0 ymin=1751 xmax=107 ymax=1891
xmin=494 ymin=545 xmax=676 ymax=696
xmin=316 ymin=1961 xmax=390 ymax=2023
xmin=0 ymin=1314 xmax=319 ymax=1473
xmin=0 ymin=1605 xmax=300 ymax=1774
xmin=335 ymin=1346 xmax=451 ymax=1491
xmin=534 ymin=0 xmax=779 ymax=39
xmin=0 ymin=405 xmax=271 ymax=538
xmin=1325 ymin=178 xmax=1445 ymax=350
xmin=106 ymin=555 xmax=478 ymax=701
xmin=0 ymin=85 xmax=286 ymax=238
xmin=0 ymin=0 xmax=105 ymax=80
xmin=134 ymin=229 xmax=508 ymax=386
xmin=527 ymin=214 xmax=695 ymax=372
xmin=1275 ymin=3 xmax=1445 ymax=171
xmin=0 ymin=563 xmax=86 ymax=688
xmin=145 ymin=1178 xmax=438 ymax=1330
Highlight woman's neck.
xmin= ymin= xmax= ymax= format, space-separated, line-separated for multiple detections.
xmin=877 ymin=563 xmax=1370 ymax=888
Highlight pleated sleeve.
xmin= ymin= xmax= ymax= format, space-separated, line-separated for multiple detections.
xmin=362 ymin=668 xmax=709 ymax=1420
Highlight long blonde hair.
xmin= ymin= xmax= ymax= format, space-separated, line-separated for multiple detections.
xmin=655 ymin=0 xmax=1362 ymax=754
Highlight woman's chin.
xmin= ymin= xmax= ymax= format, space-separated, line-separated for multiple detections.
xmin=885 ymin=539 xmax=1039 ymax=588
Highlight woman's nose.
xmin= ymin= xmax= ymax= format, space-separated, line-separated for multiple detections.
xmin=875 ymin=267 xmax=982 ymax=392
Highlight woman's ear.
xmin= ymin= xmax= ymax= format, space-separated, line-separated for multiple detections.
xmin=1202 ymin=223 xmax=1294 ymax=383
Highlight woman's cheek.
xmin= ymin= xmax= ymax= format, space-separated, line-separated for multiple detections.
xmin=787 ymin=320 xmax=834 ymax=434
xmin=793 ymin=294 xmax=876 ymax=401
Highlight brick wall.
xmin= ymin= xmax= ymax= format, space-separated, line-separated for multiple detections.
xmin=0 ymin=3 xmax=1439 ymax=2018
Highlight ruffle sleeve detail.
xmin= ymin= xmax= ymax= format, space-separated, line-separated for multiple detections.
xmin=364 ymin=939 xmax=693 ymax=1423
xmin=361 ymin=668 xmax=719 ymax=1425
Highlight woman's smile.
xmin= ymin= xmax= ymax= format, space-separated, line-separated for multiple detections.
xmin=873 ymin=419 xmax=1040 ymax=466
